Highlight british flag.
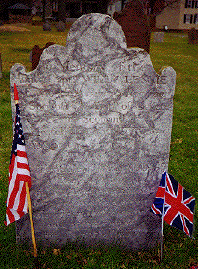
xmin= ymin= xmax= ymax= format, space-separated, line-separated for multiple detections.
xmin=5 ymin=85 xmax=31 ymax=226
xmin=151 ymin=172 xmax=195 ymax=237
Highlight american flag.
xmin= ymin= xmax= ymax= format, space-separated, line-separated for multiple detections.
xmin=151 ymin=172 xmax=195 ymax=237
xmin=5 ymin=99 xmax=31 ymax=226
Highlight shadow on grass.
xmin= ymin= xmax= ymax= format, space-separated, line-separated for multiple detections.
xmin=12 ymin=48 xmax=32 ymax=53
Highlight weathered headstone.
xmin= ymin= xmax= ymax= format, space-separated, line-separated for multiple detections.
xmin=113 ymin=0 xmax=151 ymax=53
xmin=10 ymin=13 xmax=176 ymax=249
xmin=43 ymin=21 xmax=51 ymax=31
xmin=56 ymin=21 xmax=66 ymax=32
xmin=30 ymin=42 xmax=55 ymax=70
xmin=153 ymin=32 xmax=164 ymax=43
xmin=188 ymin=28 xmax=198 ymax=45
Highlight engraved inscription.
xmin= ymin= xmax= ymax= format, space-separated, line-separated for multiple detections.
xmin=77 ymin=112 xmax=120 ymax=127
xmin=116 ymin=95 xmax=134 ymax=114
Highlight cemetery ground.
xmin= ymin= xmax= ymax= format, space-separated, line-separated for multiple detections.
xmin=0 ymin=24 xmax=197 ymax=268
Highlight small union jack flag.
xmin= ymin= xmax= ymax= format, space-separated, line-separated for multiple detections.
xmin=5 ymin=85 xmax=31 ymax=226
xmin=151 ymin=172 xmax=195 ymax=237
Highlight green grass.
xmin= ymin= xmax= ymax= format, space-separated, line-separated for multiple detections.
xmin=0 ymin=26 xmax=197 ymax=268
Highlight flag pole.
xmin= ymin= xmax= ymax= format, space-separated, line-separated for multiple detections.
xmin=161 ymin=202 xmax=164 ymax=262
xmin=160 ymin=172 xmax=166 ymax=263
xmin=14 ymin=84 xmax=37 ymax=259
xmin=25 ymin=182 xmax=37 ymax=258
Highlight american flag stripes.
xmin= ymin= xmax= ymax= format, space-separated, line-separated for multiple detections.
xmin=5 ymin=102 xmax=31 ymax=226
xmin=151 ymin=172 xmax=195 ymax=237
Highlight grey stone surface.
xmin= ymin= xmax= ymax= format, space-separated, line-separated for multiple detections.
xmin=153 ymin=32 xmax=164 ymax=43
xmin=56 ymin=21 xmax=66 ymax=32
xmin=43 ymin=22 xmax=51 ymax=31
xmin=10 ymin=13 xmax=176 ymax=249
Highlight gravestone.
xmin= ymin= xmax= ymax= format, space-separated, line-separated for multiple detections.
xmin=43 ymin=21 xmax=51 ymax=31
xmin=113 ymin=0 xmax=151 ymax=53
xmin=56 ymin=21 xmax=66 ymax=32
xmin=10 ymin=13 xmax=176 ymax=249
xmin=188 ymin=28 xmax=198 ymax=44
xmin=153 ymin=32 xmax=164 ymax=43
xmin=30 ymin=42 xmax=55 ymax=70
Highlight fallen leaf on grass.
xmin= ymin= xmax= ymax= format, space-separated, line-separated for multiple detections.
xmin=172 ymin=138 xmax=183 ymax=144
xmin=148 ymin=258 xmax=160 ymax=265
xmin=53 ymin=248 xmax=61 ymax=255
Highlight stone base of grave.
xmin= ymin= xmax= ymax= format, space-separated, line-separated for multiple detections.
xmin=16 ymin=211 xmax=161 ymax=249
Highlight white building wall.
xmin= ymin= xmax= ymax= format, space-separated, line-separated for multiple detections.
xmin=178 ymin=0 xmax=198 ymax=29
xmin=156 ymin=0 xmax=198 ymax=30
xmin=156 ymin=1 xmax=180 ymax=30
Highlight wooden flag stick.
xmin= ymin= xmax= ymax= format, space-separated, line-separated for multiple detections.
xmin=25 ymin=182 xmax=37 ymax=258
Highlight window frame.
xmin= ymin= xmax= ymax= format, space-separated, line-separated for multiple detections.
xmin=184 ymin=14 xmax=193 ymax=23
xmin=185 ymin=0 xmax=198 ymax=8
xmin=194 ymin=14 xmax=198 ymax=23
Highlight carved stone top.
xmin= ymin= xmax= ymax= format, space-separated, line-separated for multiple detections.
xmin=67 ymin=13 xmax=127 ymax=53
xmin=10 ymin=13 xmax=176 ymax=249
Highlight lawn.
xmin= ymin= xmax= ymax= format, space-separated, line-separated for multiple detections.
xmin=0 ymin=24 xmax=197 ymax=268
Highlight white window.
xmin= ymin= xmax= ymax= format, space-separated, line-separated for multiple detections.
xmin=185 ymin=0 xmax=193 ymax=8
xmin=184 ymin=14 xmax=193 ymax=23
xmin=53 ymin=1 xmax=58 ymax=12
xmin=185 ymin=0 xmax=198 ymax=8
xmin=194 ymin=14 xmax=198 ymax=23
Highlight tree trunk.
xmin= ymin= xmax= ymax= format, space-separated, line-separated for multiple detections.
xmin=45 ymin=0 xmax=52 ymax=18
xmin=42 ymin=0 xmax=46 ymax=22
xmin=58 ymin=0 xmax=66 ymax=22
xmin=97 ymin=0 xmax=109 ymax=14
